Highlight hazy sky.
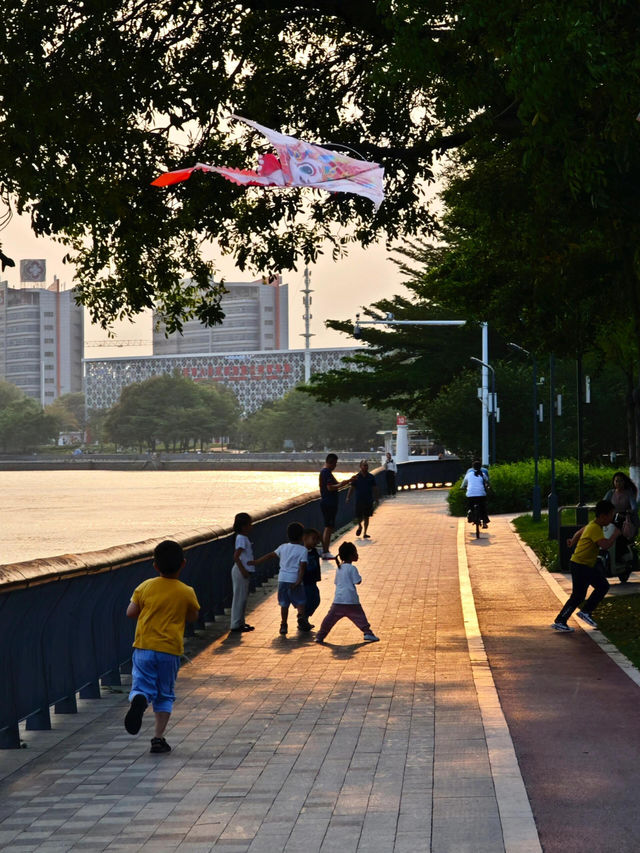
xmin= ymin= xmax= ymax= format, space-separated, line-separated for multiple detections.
xmin=1 ymin=209 xmax=409 ymax=356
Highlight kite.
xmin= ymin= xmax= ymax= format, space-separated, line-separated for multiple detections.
xmin=151 ymin=115 xmax=384 ymax=209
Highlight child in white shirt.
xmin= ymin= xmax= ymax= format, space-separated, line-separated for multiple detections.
xmin=314 ymin=541 xmax=379 ymax=644
xmin=230 ymin=512 xmax=255 ymax=633
xmin=252 ymin=521 xmax=311 ymax=635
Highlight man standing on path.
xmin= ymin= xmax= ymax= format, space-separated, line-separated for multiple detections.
xmin=319 ymin=453 xmax=354 ymax=559
xmin=347 ymin=459 xmax=379 ymax=539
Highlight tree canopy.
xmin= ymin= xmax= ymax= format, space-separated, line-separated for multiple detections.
xmin=104 ymin=373 xmax=241 ymax=451
xmin=0 ymin=381 xmax=58 ymax=451
xmin=239 ymin=390 xmax=393 ymax=452
xmin=4 ymin=1 xmax=639 ymax=332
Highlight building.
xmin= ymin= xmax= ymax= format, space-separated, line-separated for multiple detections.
xmin=84 ymin=348 xmax=356 ymax=415
xmin=153 ymin=277 xmax=289 ymax=355
xmin=0 ymin=278 xmax=84 ymax=404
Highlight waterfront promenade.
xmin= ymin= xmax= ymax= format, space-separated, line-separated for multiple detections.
xmin=2 ymin=491 xmax=640 ymax=852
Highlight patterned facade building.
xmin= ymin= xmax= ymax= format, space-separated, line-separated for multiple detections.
xmin=84 ymin=348 xmax=357 ymax=414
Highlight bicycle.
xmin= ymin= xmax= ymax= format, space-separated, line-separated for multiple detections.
xmin=467 ymin=499 xmax=484 ymax=539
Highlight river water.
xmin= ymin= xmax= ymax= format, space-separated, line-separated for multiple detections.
xmin=3 ymin=470 xmax=323 ymax=565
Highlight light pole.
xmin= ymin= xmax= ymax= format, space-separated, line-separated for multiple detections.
xmin=508 ymin=343 xmax=541 ymax=521
xmin=470 ymin=357 xmax=496 ymax=466
xmin=354 ymin=315 xmax=491 ymax=466
xmin=548 ymin=355 xmax=559 ymax=538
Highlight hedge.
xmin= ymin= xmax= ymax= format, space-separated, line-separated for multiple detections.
xmin=447 ymin=459 xmax=621 ymax=516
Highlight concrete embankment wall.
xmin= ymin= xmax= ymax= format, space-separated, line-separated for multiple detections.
xmin=0 ymin=452 xmax=371 ymax=472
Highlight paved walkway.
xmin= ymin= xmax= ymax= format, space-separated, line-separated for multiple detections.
xmin=1 ymin=492 xmax=640 ymax=852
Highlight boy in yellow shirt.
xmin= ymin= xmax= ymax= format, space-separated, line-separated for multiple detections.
xmin=124 ymin=540 xmax=200 ymax=752
xmin=552 ymin=500 xmax=620 ymax=632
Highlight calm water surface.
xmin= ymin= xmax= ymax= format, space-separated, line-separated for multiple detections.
xmin=3 ymin=470 xmax=323 ymax=564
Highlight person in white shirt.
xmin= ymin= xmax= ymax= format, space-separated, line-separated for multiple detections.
xmin=252 ymin=521 xmax=312 ymax=635
xmin=230 ymin=513 xmax=255 ymax=633
xmin=314 ymin=542 xmax=379 ymax=644
xmin=461 ymin=460 xmax=490 ymax=527
xmin=384 ymin=452 xmax=398 ymax=497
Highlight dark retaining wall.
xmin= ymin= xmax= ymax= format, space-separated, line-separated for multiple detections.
xmin=0 ymin=460 xmax=459 ymax=747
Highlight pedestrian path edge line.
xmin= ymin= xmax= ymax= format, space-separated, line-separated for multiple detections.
xmin=457 ymin=520 xmax=542 ymax=853
xmin=512 ymin=523 xmax=640 ymax=690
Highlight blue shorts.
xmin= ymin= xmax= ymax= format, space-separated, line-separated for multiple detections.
xmin=129 ymin=648 xmax=180 ymax=713
xmin=278 ymin=581 xmax=307 ymax=608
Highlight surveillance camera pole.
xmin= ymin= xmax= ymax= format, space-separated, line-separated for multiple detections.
xmin=470 ymin=356 xmax=496 ymax=467
xmin=353 ymin=315 xmax=490 ymax=466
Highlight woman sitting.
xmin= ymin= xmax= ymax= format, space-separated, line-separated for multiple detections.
xmin=603 ymin=471 xmax=639 ymax=572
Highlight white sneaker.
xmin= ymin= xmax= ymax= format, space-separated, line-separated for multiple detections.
xmin=321 ymin=552 xmax=336 ymax=560
xmin=363 ymin=633 xmax=380 ymax=642
xmin=577 ymin=611 xmax=597 ymax=628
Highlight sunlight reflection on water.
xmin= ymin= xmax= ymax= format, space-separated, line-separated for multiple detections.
xmin=3 ymin=470 xmax=325 ymax=564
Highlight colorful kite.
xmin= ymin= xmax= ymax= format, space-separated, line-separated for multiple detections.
xmin=151 ymin=116 xmax=384 ymax=209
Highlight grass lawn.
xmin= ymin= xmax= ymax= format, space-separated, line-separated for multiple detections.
xmin=594 ymin=595 xmax=640 ymax=670
xmin=512 ymin=514 xmax=560 ymax=571
xmin=513 ymin=512 xmax=640 ymax=669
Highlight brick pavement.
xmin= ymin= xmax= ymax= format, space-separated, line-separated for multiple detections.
xmin=1 ymin=491 xmax=529 ymax=852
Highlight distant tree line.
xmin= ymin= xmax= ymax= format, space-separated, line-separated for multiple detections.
xmin=0 ymin=373 xmax=394 ymax=454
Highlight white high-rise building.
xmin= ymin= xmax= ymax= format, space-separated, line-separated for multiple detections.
xmin=0 ymin=278 xmax=84 ymax=404
xmin=153 ymin=277 xmax=289 ymax=355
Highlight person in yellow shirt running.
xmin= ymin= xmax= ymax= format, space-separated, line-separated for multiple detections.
xmin=124 ymin=540 xmax=200 ymax=752
xmin=552 ymin=500 xmax=620 ymax=632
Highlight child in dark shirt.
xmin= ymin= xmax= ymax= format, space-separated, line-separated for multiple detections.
xmin=302 ymin=528 xmax=323 ymax=628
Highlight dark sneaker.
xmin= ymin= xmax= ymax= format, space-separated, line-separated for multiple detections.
xmin=314 ymin=637 xmax=325 ymax=644
xmin=356 ymin=524 xmax=362 ymax=536
xmin=297 ymin=618 xmax=312 ymax=632
xmin=150 ymin=737 xmax=171 ymax=754
xmin=124 ymin=694 xmax=148 ymax=735
xmin=363 ymin=534 xmax=371 ymax=539
xmin=552 ymin=621 xmax=575 ymax=633
xmin=243 ymin=624 xmax=255 ymax=631
xmin=363 ymin=632 xmax=380 ymax=642
xmin=577 ymin=611 xmax=597 ymax=628
xmin=279 ymin=622 xmax=288 ymax=635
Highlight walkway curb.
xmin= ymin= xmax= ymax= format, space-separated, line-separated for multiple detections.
xmin=457 ymin=520 xmax=542 ymax=853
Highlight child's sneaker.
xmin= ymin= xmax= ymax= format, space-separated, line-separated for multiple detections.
xmin=150 ymin=737 xmax=171 ymax=754
xmin=363 ymin=632 xmax=380 ymax=642
xmin=279 ymin=622 xmax=288 ymax=635
xmin=551 ymin=621 xmax=575 ymax=632
xmin=124 ymin=693 xmax=148 ymax=735
xmin=577 ymin=610 xmax=597 ymax=627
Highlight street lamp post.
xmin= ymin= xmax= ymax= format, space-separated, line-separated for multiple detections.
xmin=548 ymin=355 xmax=559 ymax=538
xmin=508 ymin=343 xmax=541 ymax=522
xmin=470 ymin=357 xmax=496 ymax=466
xmin=353 ymin=315 xmax=491 ymax=466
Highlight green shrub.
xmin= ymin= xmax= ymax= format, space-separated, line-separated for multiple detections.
xmin=448 ymin=459 xmax=619 ymax=516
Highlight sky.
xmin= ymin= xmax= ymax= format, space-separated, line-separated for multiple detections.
xmin=0 ymin=210 xmax=409 ymax=357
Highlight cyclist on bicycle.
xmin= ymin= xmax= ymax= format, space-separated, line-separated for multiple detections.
xmin=461 ymin=460 xmax=490 ymax=528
